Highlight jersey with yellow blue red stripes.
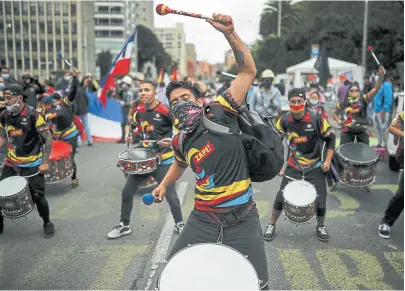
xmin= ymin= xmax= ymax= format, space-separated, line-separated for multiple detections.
xmin=131 ymin=102 xmax=180 ymax=165
xmin=0 ymin=105 xmax=48 ymax=167
xmin=172 ymin=94 xmax=252 ymax=212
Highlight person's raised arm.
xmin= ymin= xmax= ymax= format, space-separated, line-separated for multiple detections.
xmin=207 ymin=14 xmax=256 ymax=106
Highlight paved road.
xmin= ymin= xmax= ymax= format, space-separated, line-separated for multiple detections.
xmin=0 ymin=142 xmax=403 ymax=290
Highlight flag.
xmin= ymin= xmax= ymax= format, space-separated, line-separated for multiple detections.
xmin=171 ymin=66 xmax=178 ymax=81
xmin=314 ymin=41 xmax=330 ymax=89
xmin=156 ymin=68 xmax=164 ymax=84
xmin=98 ymin=29 xmax=136 ymax=107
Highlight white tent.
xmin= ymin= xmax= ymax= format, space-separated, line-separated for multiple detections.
xmin=285 ymin=57 xmax=365 ymax=94
xmin=286 ymin=57 xmax=361 ymax=74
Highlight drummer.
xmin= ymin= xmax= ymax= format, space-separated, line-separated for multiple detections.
xmin=153 ymin=13 xmax=270 ymax=290
xmin=264 ymin=88 xmax=336 ymax=242
xmin=43 ymin=69 xmax=79 ymax=188
xmin=107 ymin=80 xmax=184 ymax=239
xmin=0 ymin=84 xmax=55 ymax=237
xmin=333 ymin=66 xmax=385 ymax=145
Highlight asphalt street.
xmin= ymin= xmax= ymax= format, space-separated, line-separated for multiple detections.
xmin=0 ymin=139 xmax=403 ymax=290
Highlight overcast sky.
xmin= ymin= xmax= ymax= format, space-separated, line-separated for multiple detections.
xmin=153 ymin=0 xmax=266 ymax=64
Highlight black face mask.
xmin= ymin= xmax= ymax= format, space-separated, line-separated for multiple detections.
xmin=172 ymin=100 xmax=203 ymax=134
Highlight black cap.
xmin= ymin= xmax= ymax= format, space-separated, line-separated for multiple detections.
xmin=3 ymin=84 xmax=24 ymax=97
xmin=288 ymin=88 xmax=306 ymax=100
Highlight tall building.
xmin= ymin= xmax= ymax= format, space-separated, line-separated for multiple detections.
xmin=186 ymin=43 xmax=196 ymax=78
xmin=94 ymin=0 xmax=153 ymax=73
xmin=0 ymin=0 xmax=95 ymax=79
xmin=154 ymin=23 xmax=186 ymax=78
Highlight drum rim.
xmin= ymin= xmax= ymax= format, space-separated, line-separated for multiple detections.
xmin=158 ymin=243 xmax=260 ymax=290
xmin=283 ymin=180 xmax=317 ymax=206
xmin=283 ymin=210 xmax=316 ymax=224
xmin=336 ymin=144 xmax=379 ymax=165
xmin=2 ymin=205 xmax=34 ymax=219
xmin=0 ymin=176 xmax=28 ymax=198
xmin=118 ymin=148 xmax=159 ymax=162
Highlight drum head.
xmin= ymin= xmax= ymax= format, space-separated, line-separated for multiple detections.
xmin=0 ymin=176 xmax=27 ymax=198
xmin=159 ymin=243 xmax=259 ymax=290
xmin=284 ymin=180 xmax=317 ymax=206
xmin=50 ymin=140 xmax=72 ymax=160
xmin=338 ymin=143 xmax=378 ymax=163
xmin=120 ymin=148 xmax=157 ymax=161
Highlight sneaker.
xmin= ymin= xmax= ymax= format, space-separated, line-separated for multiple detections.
xmin=378 ymin=223 xmax=391 ymax=239
xmin=264 ymin=224 xmax=276 ymax=241
xmin=107 ymin=222 xmax=131 ymax=239
xmin=88 ymin=143 xmax=93 ymax=147
xmin=316 ymin=225 xmax=330 ymax=242
xmin=43 ymin=222 xmax=55 ymax=238
xmin=174 ymin=222 xmax=185 ymax=234
xmin=71 ymin=179 xmax=79 ymax=188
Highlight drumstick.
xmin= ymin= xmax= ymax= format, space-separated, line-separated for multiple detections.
xmin=283 ymin=175 xmax=297 ymax=181
xmin=156 ymin=4 xmax=233 ymax=24
xmin=216 ymin=71 xmax=237 ymax=79
xmin=367 ymin=46 xmax=386 ymax=74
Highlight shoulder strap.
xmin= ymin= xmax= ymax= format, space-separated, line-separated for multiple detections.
xmin=178 ymin=132 xmax=185 ymax=159
xmin=202 ymin=108 xmax=242 ymax=135
xmin=309 ymin=109 xmax=321 ymax=137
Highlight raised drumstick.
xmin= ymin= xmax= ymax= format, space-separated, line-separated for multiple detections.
xmin=367 ymin=46 xmax=386 ymax=73
xmin=155 ymin=4 xmax=232 ymax=24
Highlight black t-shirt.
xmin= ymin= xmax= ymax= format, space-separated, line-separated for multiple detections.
xmin=45 ymin=98 xmax=78 ymax=140
xmin=132 ymin=102 xmax=180 ymax=165
xmin=172 ymin=95 xmax=252 ymax=212
xmin=0 ymin=105 xmax=48 ymax=167
xmin=277 ymin=108 xmax=333 ymax=170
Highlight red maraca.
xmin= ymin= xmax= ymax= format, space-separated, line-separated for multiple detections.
xmin=156 ymin=4 xmax=233 ymax=24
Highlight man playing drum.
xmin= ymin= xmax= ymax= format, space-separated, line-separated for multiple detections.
xmin=264 ymin=88 xmax=336 ymax=242
xmin=0 ymin=84 xmax=55 ymax=238
xmin=333 ymin=66 xmax=385 ymax=145
xmin=43 ymin=69 xmax=80 ymax=188
xmin=378 ymin=111 xmax=404 ymax=239
xmin=152 ymin=14 xmax=270 ymax=290
xmin=107 ymin=81 xmax=184 ymax=239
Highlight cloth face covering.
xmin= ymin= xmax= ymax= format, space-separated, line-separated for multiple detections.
xmin=172 ymin=100 xmax=203 ymax=133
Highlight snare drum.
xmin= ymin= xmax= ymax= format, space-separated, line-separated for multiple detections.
xmin=44 ymin=140 xmax=73 ymax=185
xmin=118 ymin=147 xmax=160 ymax=175
xmin=0 ymin=176 xmax=35 ymax=219
xmin=283 ymin=180 xmax=317 ymax=224
xmin=158 ymin=243 xmax=260 ymax=290
xmin=337 ymin=143 xmax=378 ymax=187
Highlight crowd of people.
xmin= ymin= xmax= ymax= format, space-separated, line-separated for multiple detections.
xmin=0 ymin=11 xmax=403 ymax=291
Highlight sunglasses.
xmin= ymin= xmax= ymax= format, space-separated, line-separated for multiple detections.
xmin=350 ymin=89 xmax=359 ymax=93
xmin=289 ymin=100 xmax=305 ymax=105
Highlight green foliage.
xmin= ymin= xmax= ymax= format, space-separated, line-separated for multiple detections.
xmin=136 ymin=25 xmax=173 ymax=72
xmin=96 ymin=50 xmax=113 ymax=79
xmin=255 ymin=0 xmax=404 ymax=76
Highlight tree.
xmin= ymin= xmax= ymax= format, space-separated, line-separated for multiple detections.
xmin=137 ymin=25 xmax=173 ymax=72
xmin=96 ymin=50 xmax=113 ymax=79
xmin=259 ymin=0 xmax=304 ymax=38
xmin=254 ymin=1 xmax=404 ymax=76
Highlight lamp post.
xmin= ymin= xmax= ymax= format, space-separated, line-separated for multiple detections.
xmin=277 ymin=0 xmax=282 ymax=37
xmin=361 ymin=0 xmax=369 ymax=78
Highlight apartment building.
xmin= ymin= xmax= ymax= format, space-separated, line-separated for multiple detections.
xmin=186 ymin=43 xmax=196 ymax=78
xmin=154 ymin=23 xmax=186 ymax=78
xmin=0 ymin=0 xmax=95 ymax=79
xmin=94 ymin=0 xmax=153 ymax=73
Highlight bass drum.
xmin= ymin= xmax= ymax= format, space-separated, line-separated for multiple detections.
xmin=158 ymin=243 xmax=260 ymax=290
xmin=337 ymin=143 xmax=379 ymax=187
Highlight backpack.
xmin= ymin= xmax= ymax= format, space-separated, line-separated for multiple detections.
xmin=178 ymin=104 xmax=284 ymax=183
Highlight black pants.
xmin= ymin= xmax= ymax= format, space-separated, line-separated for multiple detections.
xmin=120 ymin=164 xmax=183 ymax=225
xmin=273 ymin=166 xmax=327 ymax=217
xmin=166 ymin=203 xmax=269 ymax=290
xmin=64 ymin=135 xmax=78 ymax=180
xmin=382 ymin=171 xmax=404 ymax=226
xmin=120 ymin=105 xmax=130 ymax=141
xmin=340 ymin=129 xmax=369 ymax=145
xmin=0 ymin=165 xmax=51 ymax=224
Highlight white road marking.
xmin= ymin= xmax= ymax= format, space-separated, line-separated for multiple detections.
xmin=144 ymin=181 xmax=188 ymax=290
